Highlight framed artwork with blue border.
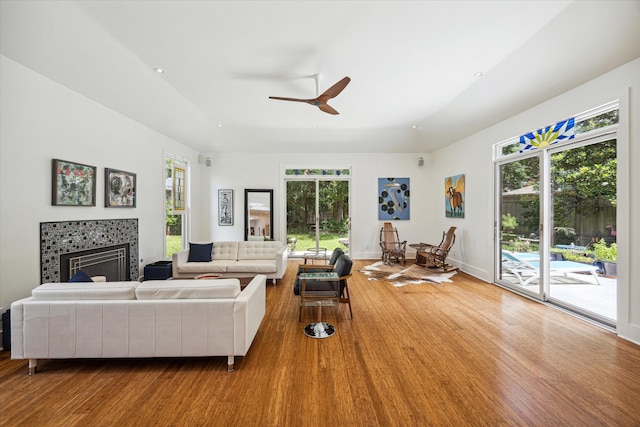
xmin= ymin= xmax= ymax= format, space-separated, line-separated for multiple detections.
xmin=378 ymin=178 xmax=410 ymax=220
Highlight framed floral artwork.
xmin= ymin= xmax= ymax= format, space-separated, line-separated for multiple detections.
xmin=52 ymin=159 xmax=96 ymax=206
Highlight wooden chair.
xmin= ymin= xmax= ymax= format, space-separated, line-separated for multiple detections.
xmin=379 ymin=222 xmax=407 ymax=265
xmin=414 ymin=226 xmax=457 ymax=271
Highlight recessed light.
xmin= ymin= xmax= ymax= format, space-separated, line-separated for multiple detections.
xmin=473 ymin=71 xmax=483 ymax=78
xmin=217 ymin=124 xmax=223 ymax=128
xmin=154 ymin=68 xmax=165 ymax=74
xmin=412 ymin=124 xmax=417 ymax=129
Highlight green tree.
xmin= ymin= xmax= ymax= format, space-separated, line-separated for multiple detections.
xmin=575 ymin=109 xmax=618 ymax=133
xmin=551 ymin=139 xmax=617 ymax=207
xmin=501 ymin=111 xmax=618 ymax=243
xmin=286 ymin=180 xmax=349 ymax=234
xmin=502 ymin=213 xmax=518 ymax=232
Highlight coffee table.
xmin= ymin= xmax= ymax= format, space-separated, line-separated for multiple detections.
xmin=195 ymin=273 xmax=221 ymax=280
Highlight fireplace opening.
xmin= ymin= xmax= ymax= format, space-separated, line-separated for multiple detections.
xmin=60 ymin=244 xmax=130 ymax=282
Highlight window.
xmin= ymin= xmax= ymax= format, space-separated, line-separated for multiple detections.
xmin=284 ymin=168 xmax=351 ymax=176
xmin=494 ymin=101 xmax=619 ymax=325
xmin=494 ymin=101 xmax=619 ymax=161
xmin=165 ymin=156 xmax=188 ymax=257
xmin=284 ymin=167 xmax=351 ymax=256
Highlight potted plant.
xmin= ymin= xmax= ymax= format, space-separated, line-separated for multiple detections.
xmin=592 ymin=239 xmax=617 ymax=277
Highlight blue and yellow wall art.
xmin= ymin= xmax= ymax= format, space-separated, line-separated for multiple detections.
xmin=445 ymin=174 xmax=465 ymax=218
xmin=378 ymin=177 xmax=410 ymax=220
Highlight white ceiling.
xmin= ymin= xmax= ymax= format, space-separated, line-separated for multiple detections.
xmin=2 ymin=1 xmax=639 ymax=154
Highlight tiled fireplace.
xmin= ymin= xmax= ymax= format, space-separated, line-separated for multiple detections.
xmin=40 ymin=219 xmax=139 ymax=283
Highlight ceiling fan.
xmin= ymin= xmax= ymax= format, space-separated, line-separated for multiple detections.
xmin=269 ymin=75 xmax=351 ymax=115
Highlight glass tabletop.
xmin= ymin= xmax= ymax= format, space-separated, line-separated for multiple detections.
xmin=299 ymin=272 xmax=338 ymax=280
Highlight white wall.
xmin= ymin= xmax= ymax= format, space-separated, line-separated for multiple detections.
xmin=430 ymin=58 xmax=640 ymax=344
xmin=199 ymin=152 xmax=431 ymax=258
xmin=0 ymin=56 xmax=202 ymax=309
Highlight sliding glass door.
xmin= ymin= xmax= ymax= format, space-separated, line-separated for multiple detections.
xmin=494 ymin=105 xmax=618 ymax=325
xmin=285 ymin=168 xmax=350 ymax=257
xmin=496 ymin=155 xmax=543 ymax=299
xmin=548 ymin=138 xmax=617 ymax=324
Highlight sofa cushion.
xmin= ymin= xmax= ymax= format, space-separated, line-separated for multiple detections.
xmin=227 ymin=260 xmax=276 ymax=274
xmin=32 ymin=282 xmax=138 ymax=300
xmin=212 ymin=241 xmax=240 ymax=260
xmin=135 ymin=279 xmax=240 ymax=299
xmin=177 ymin=260 xmax=229 ymax=274
xmin=188 ymin=242 xmax=213 ymax=262
xmin=69 ymin=270 xmax=94 ymax=282
xmin=237 ymin=241 xmax=282 ymax=260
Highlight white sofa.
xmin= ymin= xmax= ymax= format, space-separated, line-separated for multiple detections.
xmin=10 ymin=275 xmax=266 ymax=374
xmin=171 ymin=241 xmax=287 ymax=282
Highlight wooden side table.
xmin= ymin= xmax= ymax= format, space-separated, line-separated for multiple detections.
xmin=303 ymin=247 xmax=328 ymax=264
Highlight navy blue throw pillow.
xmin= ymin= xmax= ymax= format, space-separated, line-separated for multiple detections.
xmin=69 ymin=270 xmax=94 ymax=283
xmin=188 ymin=242 xmax=213 ymax=262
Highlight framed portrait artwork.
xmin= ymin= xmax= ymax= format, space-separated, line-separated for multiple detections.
xmin=52 ymin=159 xmax=97 ymax=206
xmin=219 ymin=189 xmax=233 ymax=226
xmin=105 ymin=168 xmax=136 ymax=208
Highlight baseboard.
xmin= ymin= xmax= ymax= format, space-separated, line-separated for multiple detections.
xmin=617 ymin=323 xmax=640 ymax=346
xmin=448 ymin=258 xmax=490 ymax=283
xmin=0 ymin=305 xmax=4 ymax=351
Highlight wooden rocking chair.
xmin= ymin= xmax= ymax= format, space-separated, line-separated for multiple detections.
xmin=414 ymin=226 xmax=457 ymax=271
xmin=379 ymin=222 xmax=407 ymax=265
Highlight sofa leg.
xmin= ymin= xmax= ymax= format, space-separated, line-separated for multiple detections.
xmin=227 ymin=356 xmax=234 ymax=372
xmin=28 ymin=359 xmax=38 ymax=375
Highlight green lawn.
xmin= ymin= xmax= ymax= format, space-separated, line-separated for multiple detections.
xmin=166 ymin=235 xmax=183 ymax=257
xmin=287 ymin=233 xmax=347 ymax=252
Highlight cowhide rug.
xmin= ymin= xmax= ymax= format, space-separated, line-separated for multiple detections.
xmin=360 ymin=261 xmax=457 ymax=287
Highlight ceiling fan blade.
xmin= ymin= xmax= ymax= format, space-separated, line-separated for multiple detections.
xmin=319 ymin=103 xmax=340 ymax=115
xmin=269 ymin=76 xmax=350 ymax=114
xmin=320 ymin=77 xmax=351 ymax=99
xmin=268 ymin=96 xmax=313 ymax=103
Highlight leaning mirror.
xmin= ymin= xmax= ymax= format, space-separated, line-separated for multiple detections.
xmin=244 ymin=189 xmax=274 ymax=241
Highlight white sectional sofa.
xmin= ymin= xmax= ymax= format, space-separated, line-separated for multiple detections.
xmin=171 ymin=241 xmax=287 ymax=282
xmin=11 ymin=275 xmax=267 ymax=374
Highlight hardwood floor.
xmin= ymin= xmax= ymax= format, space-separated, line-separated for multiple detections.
xmin=2 ymin=259 xmax=640 ymax=426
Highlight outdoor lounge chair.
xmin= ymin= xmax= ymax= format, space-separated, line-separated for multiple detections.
xmin=501 ymin=250 xmax=600 ymax=286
